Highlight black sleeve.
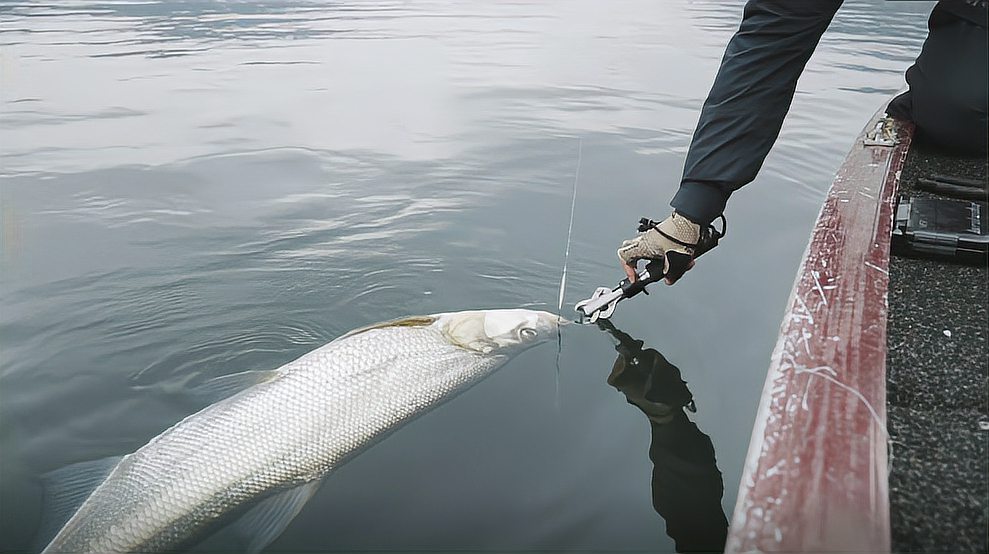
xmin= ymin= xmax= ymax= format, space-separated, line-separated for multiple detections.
xmin=670 ymin=0 xmax=843 ymax=225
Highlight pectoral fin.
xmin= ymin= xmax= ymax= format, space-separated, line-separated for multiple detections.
xmin=229 ymin=480 xmax=323 ymax=554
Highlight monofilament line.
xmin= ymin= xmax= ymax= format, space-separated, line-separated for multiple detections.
xmin=557 ymin=137 xmax=582 ymax=316
xmin=554 ymin=137 xmax=581 ymax=408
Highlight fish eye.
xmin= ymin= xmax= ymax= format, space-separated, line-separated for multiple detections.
xmin=519 ymin=327 xmax=538 ymax=339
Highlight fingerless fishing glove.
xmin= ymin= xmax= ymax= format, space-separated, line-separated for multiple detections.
xmin=617 ymin=212 xmax=701 ymax=284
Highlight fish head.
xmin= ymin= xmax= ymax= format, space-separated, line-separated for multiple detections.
xmin=435 ymin=309 xmax=563 ymax=355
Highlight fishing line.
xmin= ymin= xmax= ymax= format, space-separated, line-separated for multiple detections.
xmin=555 ymin=137 xmax=582 ymax=405
xmin=558 ymin=137 xmax=581 ymax=317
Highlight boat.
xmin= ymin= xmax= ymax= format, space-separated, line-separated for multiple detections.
xmin=728 ymin=97 xmax=988 ymax=553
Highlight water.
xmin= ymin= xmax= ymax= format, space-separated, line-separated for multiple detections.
xmin=1 ymin=1 xmax=932 ymax=551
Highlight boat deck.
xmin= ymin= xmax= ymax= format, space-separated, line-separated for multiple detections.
xmin=886 ymin=137 xmax=988 ymax=553
xmin=726 ymin=105 xmax=987 ymax=552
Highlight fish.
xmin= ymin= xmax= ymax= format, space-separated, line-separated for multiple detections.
xmin=40 ymin=309 xmax=562 ymax=553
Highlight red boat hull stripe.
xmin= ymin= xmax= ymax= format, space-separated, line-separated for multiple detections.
xmin=727 ymin=109 xmax=914 ymax=553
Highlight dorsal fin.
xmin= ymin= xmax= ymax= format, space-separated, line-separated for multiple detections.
xmin=335 ymin=315 xmax=437 ymax=342
xmin=35 ymin=456 xmax=123 ymax=550
xmin=191 ymin=369 xmax=280 ymax=403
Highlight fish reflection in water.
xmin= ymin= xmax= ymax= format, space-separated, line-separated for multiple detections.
xmin=597 ymin=320 xmax=728 ymax=553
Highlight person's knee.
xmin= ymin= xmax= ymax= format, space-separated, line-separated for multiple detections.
xmin=896 ymin=15 xmax=988 ymax=153
xmin=911 ymin=88 xmax=988 ymax=154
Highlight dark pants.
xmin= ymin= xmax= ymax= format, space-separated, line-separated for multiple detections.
xmin=888 ymin=3 xmax=988 ymax=154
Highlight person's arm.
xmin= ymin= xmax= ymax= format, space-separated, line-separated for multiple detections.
xmin=671 ymin=0 xmax=843 ymax=225
xmin=617 ymin=0 xmax=843 ymax=284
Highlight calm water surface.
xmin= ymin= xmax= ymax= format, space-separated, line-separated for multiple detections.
xmin=1 ymin=1 xmax=932 ymax=551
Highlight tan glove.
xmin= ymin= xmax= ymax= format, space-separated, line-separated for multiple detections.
xmin=617 ymin=212 xmax=700 ymax=285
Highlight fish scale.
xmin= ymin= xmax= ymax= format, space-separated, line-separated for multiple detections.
xmin=42 ymin=309 xmax=559 ymax=553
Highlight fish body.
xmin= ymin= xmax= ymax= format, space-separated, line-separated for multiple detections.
xmin=42 ymin=309 xmax=560 ymax=553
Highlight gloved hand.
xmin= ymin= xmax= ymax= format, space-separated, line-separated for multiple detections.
xmin=617 ymin=212 xmax=701 ymax=285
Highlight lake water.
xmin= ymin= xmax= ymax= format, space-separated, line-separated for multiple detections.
xmin=1 ymin=1 xmax=933 ymax=551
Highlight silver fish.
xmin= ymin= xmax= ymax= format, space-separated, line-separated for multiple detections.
xmin=42 ymin=309 xmax=561 ymax=553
